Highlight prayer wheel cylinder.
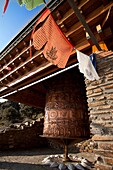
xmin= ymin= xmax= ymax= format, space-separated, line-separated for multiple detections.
xmin=43 ymin=69 xmax=90 ymax=139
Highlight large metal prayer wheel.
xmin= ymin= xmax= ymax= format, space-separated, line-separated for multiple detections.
xmin=43 ymin=68 xmax=90 ymax=140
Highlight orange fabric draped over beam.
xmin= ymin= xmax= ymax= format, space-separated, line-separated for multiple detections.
xmin=32 ymin=8 xmax=74 ymax=68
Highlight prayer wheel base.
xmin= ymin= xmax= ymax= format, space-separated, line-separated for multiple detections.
xmin=41 ymin=136 xmax=90 ymax=162
xmin=63 ymin=157 xmax=72 ymax=162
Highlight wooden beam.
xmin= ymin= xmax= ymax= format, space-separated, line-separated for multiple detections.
xmin=57 ymin=0 xmax=90 ymax=25
xmin=7 ymin=89 xmax=46 ymax=108
xmin=0 ymin=49 xmax=43 ymax=82
xmin=58 ymin=2 xmax=113 ymax=38
xmin=67 ymin=0 xmax=102 ymax=50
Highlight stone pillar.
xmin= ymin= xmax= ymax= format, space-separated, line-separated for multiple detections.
xmin=85 ymin=52 xmax=113 ymax=170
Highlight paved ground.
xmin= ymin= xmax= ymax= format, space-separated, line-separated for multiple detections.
xmin=0 ymin=148 xmax=95 ymax=170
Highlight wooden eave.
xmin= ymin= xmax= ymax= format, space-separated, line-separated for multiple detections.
xmin=0 ymin=0 xmax=113 ymax=107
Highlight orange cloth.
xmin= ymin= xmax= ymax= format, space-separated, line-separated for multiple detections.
xmin=32 ymin=9 xmax=50 ymax=50
xmin=33 ymin=27 xmax=47 ymax=50
xmin=32 ymin=8 xmax=73 ymax=68
xmin=92 ymin=41 xmax=108 ymax=53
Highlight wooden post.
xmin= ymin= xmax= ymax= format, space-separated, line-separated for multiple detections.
xmin=67 ymin=0 xmax=102 ymax=51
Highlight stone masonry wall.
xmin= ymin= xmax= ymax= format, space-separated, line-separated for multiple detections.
xmin=85 ymin=52 xmax=113 ymax=170
xmin=0 ymin=118 xmax=47 ymax=150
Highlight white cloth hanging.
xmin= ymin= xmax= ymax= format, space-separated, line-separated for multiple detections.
xmin=76 ymin=50 xmax=100 ymax=81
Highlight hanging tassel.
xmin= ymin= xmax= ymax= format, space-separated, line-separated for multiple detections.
xmin=3 ymin=0 xmax=9 ymax=14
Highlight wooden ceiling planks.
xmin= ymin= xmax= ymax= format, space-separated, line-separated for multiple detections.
xmin=0 ymin=0 xmax=113 ymax=107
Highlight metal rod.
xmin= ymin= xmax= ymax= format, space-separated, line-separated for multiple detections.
xmin=64 ymin=143 xmax=68 ymax=161
xmin=67 ymin=0 xmax=102 ymax=51
xmin=63 ymin=139 xmax=71 ymax=162
xmin=1 ymin=63 xmax=79 ymax=98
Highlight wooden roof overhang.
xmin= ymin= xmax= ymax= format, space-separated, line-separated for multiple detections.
xmin=0 ymin=0 xmax=113 ymax=108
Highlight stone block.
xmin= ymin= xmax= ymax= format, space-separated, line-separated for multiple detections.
xmin=97 ymin=105 xmax=113 ymax=110
xmin=87 ymin=92 xmax=103 ymax=97
xmin=104 ymin=84 xmax=113 ymax=89
xmin=87 ymin=90 xmax=93 ymax=95
xmin=86 ymin=86 xmax=97 ymax=90
xmin=95 ymin=96 xmax=105 ymax=101
xmin=90 ymin=110 xmax=110 ymax=115
xmin=88 ymin=101 xmax=106 ymax=107
xmin=93 ymin=88 xmax=103 ymax=93
xmin=95 ymin=163 xmax=113 ymax=170
xmin=101 ymin=115 xmax=112 ymax=121
xmin=104 ymin=157 xmax=113 ymax=166
xmin=92 ymin=135 xmax=113 ymax=141
xmin=94 ymin=149 xmax=113 ymax=158
xmin=107 ymin=94 xmax=113 ymax=100
xmin=99 ymin=142 xmax=113 ymax=150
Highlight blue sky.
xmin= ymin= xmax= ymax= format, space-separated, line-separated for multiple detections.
xmin=0 ymin=0 xmax=47 ymax=52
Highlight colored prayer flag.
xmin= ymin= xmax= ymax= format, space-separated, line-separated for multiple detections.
xmin=76 ymin=50 xmax=100 ymax=81
xmin=17 ymin=0 xmax=45 ymax=10
xmin=3 ymin=0 xmax=9 ymax=14
xmin=3 ymin=0 xmax=46 ymax=14
xmin=32 ymin=8 xmax=74 ymax=68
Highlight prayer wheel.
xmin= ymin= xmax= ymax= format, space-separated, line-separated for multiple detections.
xmin=43 ymin=68 xmax=90 ymax=140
